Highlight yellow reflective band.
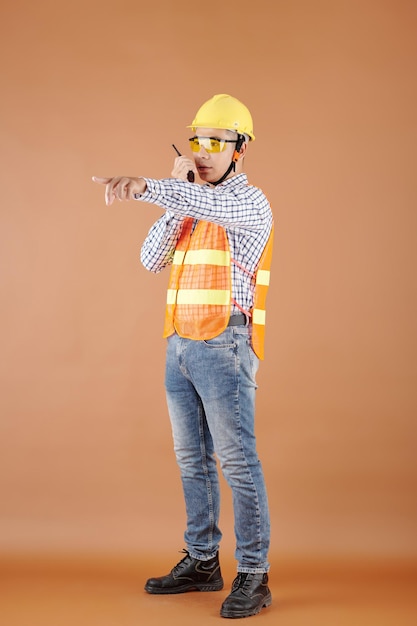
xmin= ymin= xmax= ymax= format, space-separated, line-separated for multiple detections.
xmin=252 ymin=308 xmax=266 ymax=325
xmin=167 ymin=289 xmax=177 ymax=304
xmin=256 ymin=270 xmax=270 ymax=286
xmin=184 ymin=249 xmax=230 ymax=266
xmin=176 ymin=289 xmax=230 ymax=305
xmin=173 ymin=250 xmax=186 ymax=265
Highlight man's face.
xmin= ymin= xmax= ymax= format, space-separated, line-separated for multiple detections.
xmin=191 ymin=128 xmax=238 ymax=184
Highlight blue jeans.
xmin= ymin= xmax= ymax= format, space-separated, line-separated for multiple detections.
xmin=164 ymin=326 xmax=270 ymax=574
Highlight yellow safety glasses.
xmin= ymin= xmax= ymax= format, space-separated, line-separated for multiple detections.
xmin=188 ymin=136 xmax=237 ymax=153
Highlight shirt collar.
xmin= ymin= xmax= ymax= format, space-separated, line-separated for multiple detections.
xmin=204 ymin=173 xmax=248 ymax=189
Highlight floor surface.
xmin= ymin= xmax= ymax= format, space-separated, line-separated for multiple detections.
xmin=1 ymin=555 xmax=416 ymax=626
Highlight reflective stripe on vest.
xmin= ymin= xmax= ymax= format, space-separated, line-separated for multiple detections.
xmin=173 ymin=249 xmax=231 ymax=266
xmin=252 ymin=308 xmax=266 ymax=325
xmin=167 ymin=288 xmax=230 ymax=305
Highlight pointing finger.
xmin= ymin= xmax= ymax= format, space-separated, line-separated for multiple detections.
xmin=92 ymin=176 xmax=112 ymax=184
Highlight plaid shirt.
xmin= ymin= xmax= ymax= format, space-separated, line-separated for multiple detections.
xmin=138 ymin=174 xmax=273 ymax=314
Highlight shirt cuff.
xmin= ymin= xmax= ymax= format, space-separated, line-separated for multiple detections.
xmin=134 ymin=178 xmax=163 ymax=202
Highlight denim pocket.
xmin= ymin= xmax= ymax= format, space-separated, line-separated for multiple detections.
xmin=202 ymin=329 xmax=235 ymax=349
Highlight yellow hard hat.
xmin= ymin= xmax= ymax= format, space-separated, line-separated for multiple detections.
xmin=188 ymin=94 xmax=255 ymax=141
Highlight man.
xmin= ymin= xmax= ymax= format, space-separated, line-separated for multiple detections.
xmin=93 ymin=94 xmax=274 ymax=619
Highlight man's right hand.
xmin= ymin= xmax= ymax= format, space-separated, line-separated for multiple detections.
xmin=92 ymin=176 xmax=147 ymax=205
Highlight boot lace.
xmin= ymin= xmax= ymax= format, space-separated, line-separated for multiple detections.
xmin=171 ymin=550 xmax=193 ymax=576
xmin=232 ymin=572 xmax=259 ymax=594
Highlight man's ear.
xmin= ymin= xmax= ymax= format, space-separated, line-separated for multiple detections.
xmin=238 ymin=141 xmax=248 ymax=158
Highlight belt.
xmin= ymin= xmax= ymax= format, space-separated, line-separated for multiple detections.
xmin=228 ymin=314 xmax=250 ymax=326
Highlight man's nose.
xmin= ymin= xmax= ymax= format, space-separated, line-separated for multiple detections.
xmin=197 ymin=145 xmax=210 ymax=158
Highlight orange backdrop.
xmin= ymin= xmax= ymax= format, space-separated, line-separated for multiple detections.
xmin=0 ymin=0 xmax=416 ymax=564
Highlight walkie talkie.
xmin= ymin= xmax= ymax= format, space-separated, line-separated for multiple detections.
xmin=172 ymin=144 xmax=195 ymax=182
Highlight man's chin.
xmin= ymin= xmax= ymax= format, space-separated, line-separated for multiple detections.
xmin=197 ymin=168 xmax=212 ymax=182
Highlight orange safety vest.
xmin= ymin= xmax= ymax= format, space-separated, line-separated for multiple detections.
xmin=163 ymin=218 xmax=274 ymax=360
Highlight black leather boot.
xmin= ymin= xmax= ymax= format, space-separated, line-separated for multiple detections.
xmin=144 ymin=550 xmax=224 ymax=594
xmin=220 ymin=572 xmax=272 ymax=618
